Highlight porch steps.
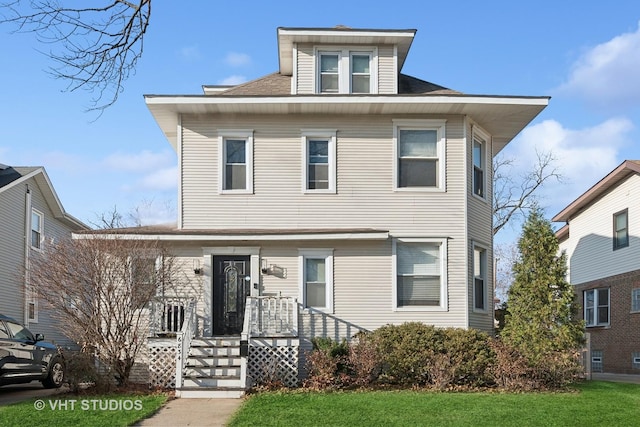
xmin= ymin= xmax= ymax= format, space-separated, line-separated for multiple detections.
xmin=177 ymin=337 xmax=245 ymax=399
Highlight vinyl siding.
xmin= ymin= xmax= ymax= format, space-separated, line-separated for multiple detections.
xmin=296 ymin=44 xmax=314 ymax=94
xmin=0 ymin=182 xmax=27 ymax=323
xmin=181 ymin=114 xmax=467 ymax=237
xmin=466 ymin=121 xmax=495 ymax=332
xmin=377 ymin=45 xmax=396 ymax=94
xmin=563 ymin=174 xmax=640 ymax=285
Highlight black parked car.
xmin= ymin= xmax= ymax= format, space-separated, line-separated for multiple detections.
xmin=0 ymin=314 xmax=65 ymax=388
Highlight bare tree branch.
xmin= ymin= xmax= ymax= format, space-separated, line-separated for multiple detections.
xmin=0 ymin=0 xmax=151 ymax=113
xmin=493 ymin=150 xmax=562 ymax=235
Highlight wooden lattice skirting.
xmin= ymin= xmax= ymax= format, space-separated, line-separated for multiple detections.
xmin=148 ymin=343 xmax=177 ymax=389
xmin=248 ymin=338 xmax=299 ymax=388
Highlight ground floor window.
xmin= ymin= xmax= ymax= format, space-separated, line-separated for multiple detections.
xmin=394 ymin=238 xmax=447 ymax=310
xmin=591 ymin=350 xmax=603 ymax=372
xmin=298 ymin=249 xmax=334 ymax=312
xmin=584 ymin=288 xmax=610 ymax=326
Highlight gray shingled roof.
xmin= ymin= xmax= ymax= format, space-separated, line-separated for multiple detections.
xmin=209 ymin=72 xmax=460 ymax=96
xmin=0 ymin=165 xmax=39 ymax=188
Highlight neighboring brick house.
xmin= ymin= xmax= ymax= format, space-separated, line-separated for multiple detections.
xmin=84 ymin=25 xmax=548 ymax=396
xmin=0 ymin=164 xmax=88 ymax=348
xmin=554 ymin=160 xmax=640 ymax=374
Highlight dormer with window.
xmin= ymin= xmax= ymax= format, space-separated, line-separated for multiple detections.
xmin=277 ymin=27 xmax=416 ymax=95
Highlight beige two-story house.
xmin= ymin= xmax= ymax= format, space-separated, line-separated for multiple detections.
xmin=98 ymin=26 xmax=548 ymax=397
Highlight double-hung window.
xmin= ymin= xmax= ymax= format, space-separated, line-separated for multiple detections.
xmin=584 ymin=288 xmax=610 ymax=327
xmin=299 ymin=249 xmax=334 ymax=312
xmin=302 ymin=130 xmax=336 ymax=193
xmin=31 ymin=209 xmax=43 ymax=250
xmin=394 ymin=120 xmax=446 ymax=190
xmin=473 ymin=134 xmax=486 ymax=198
xmin=316 ymin=48 xmax=376 ymax=94
xmin=473 ymin=245 xmax=487 ymax=311
xmin=394 ymin=238 xmax=447 ymax=310
xmin=218 ymin=130 xmax=254 ymax=194
xmin=613 ymin=209 xmax=629 ymax=250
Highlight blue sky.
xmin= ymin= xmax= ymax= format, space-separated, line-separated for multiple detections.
xmin=1 ymin=1 xmax=640 ymax=237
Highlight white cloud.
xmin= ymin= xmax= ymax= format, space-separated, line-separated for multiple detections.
xmin=504 ymin=118 xmax=634 ymax=216
xmin=224 ymin=52 xmax=251 ymax=67
xmin=137 ymin=166 xmax=178 ymax=191
xmin=556 ymin=21 xmax=640 ymax=109
xmin=219 ymin=75 xmax=247 ymax=85
xmin=103 ymin=150 xmax=175 ymax=173
xmin=179 ymin=46 xmax=202 ymax=61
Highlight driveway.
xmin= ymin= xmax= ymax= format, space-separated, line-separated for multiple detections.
xmin=0 ymin=382 xmax=69 ymax=406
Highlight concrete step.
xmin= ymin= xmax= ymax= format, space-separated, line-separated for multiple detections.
xmin=185 ymin=356 xmax=242 ymax=367
xmin=184 ymin=366 xmax=241 ymax=377
xmin=176 ymin=387 xmax=245 ymax=399
xmin=182 ymin=377 xmax=243 ymax=388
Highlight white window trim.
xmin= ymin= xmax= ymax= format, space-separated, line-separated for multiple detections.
xmin=472 ymin=126 xmax=489 ymax=201
xmin=392 ymin=237 xmax=448 ymax=312
xmin=584 ymin=288 xmax=610 ymax=327
xmin=314 ymin=46 xmax=378 ymax=94
xmin=218 ymin=129 xmax=254 ymax=194
xmin=472 ymin=243 xmax=488 ymax=313
xmin=393 ymin=119 xmax=447 ymax=192
xmin=30 ymin=208 xmax=44 ymax=251
xmin=298 ymin=249 xmax=334 ymax=313
xmin=27 ymin=287 xmax=38 ymax=323
xmin=301 ymin=129 xmax=337 ymax=194
xmin=632 ymin=288 xmax=640 ymax=313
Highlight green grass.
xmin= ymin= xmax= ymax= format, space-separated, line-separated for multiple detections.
xmin=229 ymin=381 xmax=640 ymax=427
xmin=0 ymin=393 xmax=167 ymax=427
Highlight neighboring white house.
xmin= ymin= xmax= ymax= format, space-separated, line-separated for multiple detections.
xmin=0 ymin=164 xmax=88 ymax=348
xmin=82 ymin=26 xmax=548 ymax=396
xmin=554 ymin=160 xmax=640 ymax=374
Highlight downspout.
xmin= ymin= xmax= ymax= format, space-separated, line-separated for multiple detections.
xmin=24 ymin=184 xmax=32 ymax=326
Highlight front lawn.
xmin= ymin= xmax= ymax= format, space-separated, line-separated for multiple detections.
xmin=229 ymin=381 xmax=640 ymax=427
xmin=0 ymin=393 xmax=167 ymax=427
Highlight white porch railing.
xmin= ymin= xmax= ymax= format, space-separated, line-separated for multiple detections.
xmin=242 ymin=296 xmax=298 ymax=339
xmin=174 ymin=298 xmax=197 ymax=389
xmin=149 ymin=296 xmax=192 ymax=337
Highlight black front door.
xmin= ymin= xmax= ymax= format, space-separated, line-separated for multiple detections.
xmin=213 ymin=256 xmax=251 ymax=336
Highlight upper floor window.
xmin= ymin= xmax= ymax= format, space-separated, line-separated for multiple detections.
xmin=473 ymin=245 xmax=487 ymax=311
xmin=302 ymin=130 xmax=336 ymax=193
xmin=316 ymin=49 xmax=376 ymax=94
xmin=473 ymin=135 xmax=486 ymax=198
xmin=31 ymin=209 xmax=43 ymax=249
xmin=299 ymin=249 xmax=334 ymax=312
xmin=218 ymin=130 xmax=254 ymax=194
xmin=394 ymin=238 xmax=447 ymax=310
xmin=584 ymin=288 xmax=609 ymax=327
xmin=394 ymin=120 xmax=446 ymax=191
xmin=613 ymin=209 xmax=629 ymax=250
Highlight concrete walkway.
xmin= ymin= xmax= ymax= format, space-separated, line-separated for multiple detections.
xmin=591 ymin=373 xmax=640 ymax=384
xmin=134 ymin=398 xmax=244 ymax=427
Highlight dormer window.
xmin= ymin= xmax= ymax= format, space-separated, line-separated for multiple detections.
xmin=316 ymin=48 xmax=376 ymax=94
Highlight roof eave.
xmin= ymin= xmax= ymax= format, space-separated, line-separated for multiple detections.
xmin=552 ymin=160 xmax=640 ymax=222
xmin=145 ymin=94 xmax=549 ymax=153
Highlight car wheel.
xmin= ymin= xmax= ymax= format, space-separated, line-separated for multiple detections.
xmin=42 ymin=357 xmax=65 ymax=389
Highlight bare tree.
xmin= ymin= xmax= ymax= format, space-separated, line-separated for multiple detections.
xmin=90 ymin=205 xmax=142 ymax=229
xmin=28 ymin=235 xmax=185 ymax=386
xmin=0 ymin=0 xmax=151 ymax=112
xmin=493 ymin=150 xmax=561 ymax=236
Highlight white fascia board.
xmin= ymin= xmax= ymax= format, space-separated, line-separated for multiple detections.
xmin=73 ymin=231 xmax=390 ymax=241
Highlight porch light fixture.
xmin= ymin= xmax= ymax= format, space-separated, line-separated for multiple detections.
xmin=193 ymin=259 xmax=203 ymax=275
xmin=261 ymin=259 xmax=287 ymax=278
